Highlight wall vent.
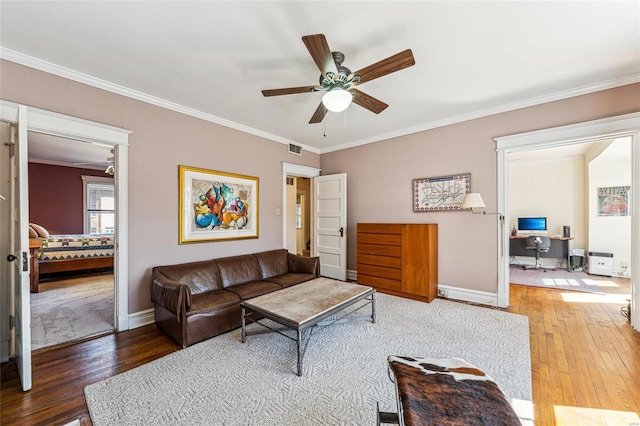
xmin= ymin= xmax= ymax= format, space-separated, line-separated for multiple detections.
xmin=286 ymin=177 xmax=294 ymax=186
xmin=288 ymin=144 xmax=302 ymax=155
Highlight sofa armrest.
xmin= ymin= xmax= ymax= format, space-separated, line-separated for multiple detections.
xmin=287 ymin=253 xmax=320 ymax=277
xmin=151 ymin=271 xmax=191 ymax=321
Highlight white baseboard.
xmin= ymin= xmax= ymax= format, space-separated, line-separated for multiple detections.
xmin=438 ymin=285 xmax=498 ymax=306
xmin=128 ymin=308 xmax=155 ymax=329
xmin=347 ymin=269 xmax=357 ymax=281
xmin=348 ymin=269 xmax=497 ymax=307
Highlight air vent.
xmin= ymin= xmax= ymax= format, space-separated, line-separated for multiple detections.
xmin=288 ymin=144 xmax=302 ymax=155
xmin=286 ymin=177 xmax=294 ymax=186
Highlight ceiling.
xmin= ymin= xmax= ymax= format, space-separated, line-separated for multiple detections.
xmin=1 ymin=1 xmax=639 ymax=156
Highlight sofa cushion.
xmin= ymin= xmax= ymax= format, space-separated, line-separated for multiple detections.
xmin=226 ymin=281 xmax=282 ymax=300
xmin=253 ymin=249 xmax=289 ymax=280
xmin=188 ymin=290 xmax=241 ymax=316
xmin=216 ymin=255 xmax=262 ymax=288
xmin=265 ymin=273 xmax=317 ymax=288
xmin=155 ymin=260 xmax=221 ymax=294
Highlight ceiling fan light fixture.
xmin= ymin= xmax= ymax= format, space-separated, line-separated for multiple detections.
xmin=322 ymin=89 xmax=352 ymax=112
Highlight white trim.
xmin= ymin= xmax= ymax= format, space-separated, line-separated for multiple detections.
xmin=320 ymin=74 xmax=640 ymax=154
xmin=496 ymin=112 xmax=640 ymax=331
xmin=0 ymin=48 xmax=320 ymax=155
xmin=3 ymin=47 xmax=638 ymax=156
xmin=0 ymin=99 xmax=132 ymax=332
xmin=128 ymin=308 xmax=155 ymax=329
xmin=437 ymin=285 xmax=498 ymax=307
xmin=346 ymin=269 xmax=357 ymax=281
xmin=282 ymin=163 xmax=321 ymax=252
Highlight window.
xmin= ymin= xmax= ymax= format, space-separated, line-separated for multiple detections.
xmin=82 ymin=175 xmax=115 ymax=234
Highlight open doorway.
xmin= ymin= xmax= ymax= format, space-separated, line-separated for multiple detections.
xmin=27 ymin=132 xmax=115 ymax=350
xmin=507 ymin=138 xmax=631 ymax=296
xmin=285 ymin=176 xmax=311 ymax=257
xmin=495 ymin=112 xmax=639 ymax=330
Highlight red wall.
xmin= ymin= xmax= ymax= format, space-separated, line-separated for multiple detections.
xmin=28 ymin=163 xmax=110 ymax=235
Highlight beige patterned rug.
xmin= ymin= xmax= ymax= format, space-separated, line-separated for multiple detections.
xmin=85 ymin=295 xmax=532 ymax=425
xmin=509 ymin=265 xmax=605 ymax=294
xmin=30 ymin=274 xmax=114 ymax=350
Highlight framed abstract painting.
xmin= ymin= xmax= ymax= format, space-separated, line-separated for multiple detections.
xmin=179 ymin=165 xmax=258 ymax=243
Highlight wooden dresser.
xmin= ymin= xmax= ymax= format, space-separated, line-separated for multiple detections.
xmin=356 ymin=223 xmax=438 ymax=302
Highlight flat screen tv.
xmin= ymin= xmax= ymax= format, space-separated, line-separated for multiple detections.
xmin=518 ymin=217 xmax=547 ymax=232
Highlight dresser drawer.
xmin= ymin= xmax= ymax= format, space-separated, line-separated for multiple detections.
xmin=357 ymin=223 xmax=402 ymax=235
xmin=357 ymin=263 xmax=402 ymax=280
xmin=357 ymin=253 xmax=402 ymax=269
xmin=357 ymin=274 xmax=402 ymax=292
xmin=357 ymin=232 xmax=402 ymax=246
xmin=357 ymin=243 xmax=402 ymax=258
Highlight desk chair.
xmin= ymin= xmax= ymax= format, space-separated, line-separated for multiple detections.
xmin=522 ymin=236 xmax=556 ymax=272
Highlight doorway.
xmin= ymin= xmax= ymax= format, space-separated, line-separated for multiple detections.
xmin=0 ymin=100 xmax=130 ymax=390
xmin=507 ymin=138 xmax=631 ymax=295
xmin=495 ymin=112 xmax=639 ymax=331
xmin=285 ymin=176 xmax=311 ymax=257
xmin=27 ymin=132 xmax=116 ymax=350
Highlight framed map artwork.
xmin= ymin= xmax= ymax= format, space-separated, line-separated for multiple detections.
xmin=413 ymin=173 xmax=471 ymax=212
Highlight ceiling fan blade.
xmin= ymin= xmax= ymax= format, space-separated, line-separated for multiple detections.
xmin=352 ymin=49 xmax=415 ymax=85
xmin=262 ymin=85 xmax=320 ymax=97
xmin=309 ymin=102 xmax=328 ymax=124
xmin=350 ymin=89 xmax=389 ymax=114
xmin=302 ymin=34 xmax=338 ymax=80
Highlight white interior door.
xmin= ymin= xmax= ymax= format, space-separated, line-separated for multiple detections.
xmin=313 ymin=173 xmax=347 ymax=281
xmin=11 ymin=105 xmax=32 ymax=391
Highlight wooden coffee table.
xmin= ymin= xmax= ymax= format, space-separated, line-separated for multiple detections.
xmin=241 ymin=277 xmax=376 ymax=376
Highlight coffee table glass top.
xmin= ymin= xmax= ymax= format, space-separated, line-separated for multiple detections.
xmin=242 ymin=277 xmax=373 ymax=325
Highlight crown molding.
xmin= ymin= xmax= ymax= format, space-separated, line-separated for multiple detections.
xmin=0 ymin=47 xmax=321 ymax=155
xmin=319 ymin=73 xmax=640 ymax=154
xmin=3 ymin=47 xmax=637 ymax=156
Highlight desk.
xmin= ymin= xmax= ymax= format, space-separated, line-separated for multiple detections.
xmin=510 ymin=235 xmax=573 ymax=272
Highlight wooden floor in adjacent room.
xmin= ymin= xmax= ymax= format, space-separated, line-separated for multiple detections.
xmin=1 ymin=276 xmax=638 ymax=425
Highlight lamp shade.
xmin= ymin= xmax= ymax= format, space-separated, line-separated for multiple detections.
xmin=461 ymin=193 xmax=486 ymax=211
xmin=322 ymin=89 xmax=352 ymax=112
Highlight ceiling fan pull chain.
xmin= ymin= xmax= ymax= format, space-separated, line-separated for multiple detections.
xmin=323 ymin=120 xmax=326 ymax=137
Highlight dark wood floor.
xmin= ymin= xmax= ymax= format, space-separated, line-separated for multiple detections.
xmin=1 ymin=276 xmax=638 ymax=425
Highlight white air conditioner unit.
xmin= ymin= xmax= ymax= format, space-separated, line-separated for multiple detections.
xmin=588 ymin=252 xmax=614 ymax=276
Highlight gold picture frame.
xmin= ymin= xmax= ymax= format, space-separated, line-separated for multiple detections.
xmin=179 ymin=165 xmax=258 ymax=243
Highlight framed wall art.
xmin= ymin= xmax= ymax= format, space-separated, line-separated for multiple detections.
xmin=413 ymin=173 xmax=471 ymax=212
xmin=179 ymin=165 xmax=258 ymax=243
xmin=597 ymin=185 xmax=630 ymax=216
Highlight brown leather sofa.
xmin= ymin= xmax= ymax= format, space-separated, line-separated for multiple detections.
xmin=151 ymin=249 xmax=320 ymax=348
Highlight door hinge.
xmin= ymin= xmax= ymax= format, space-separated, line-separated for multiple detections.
xmin=9 ymin=315 xmax=15 ymax=329
xmin=22 ymin=251 xmax=28 ymax=272
xmin=5 ymin=142 xmax=15 ymax=158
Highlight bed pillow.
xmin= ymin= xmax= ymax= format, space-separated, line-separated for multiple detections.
xmin=28 ymin=226 xmax=38 ymax=238
xmin=29 ymin=223 xmax=50 ymax=239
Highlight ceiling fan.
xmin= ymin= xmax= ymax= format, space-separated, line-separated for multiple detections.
xmin=262 ymin=34 xmax=415 ymax=124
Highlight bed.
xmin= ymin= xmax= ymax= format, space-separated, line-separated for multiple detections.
xmin=31 ymin=233 xmax=114 ymax=293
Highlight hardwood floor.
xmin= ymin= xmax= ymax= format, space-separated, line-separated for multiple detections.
xmin=1 ymin=276 xmax=638 ymax=425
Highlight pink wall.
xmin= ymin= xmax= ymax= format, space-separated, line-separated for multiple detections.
xmin=1 ymin=59 xmax=320 ymax=313
xmin=320 ymin=84 xmax=640 ymax=293
xmin=2 ymin=57 xmax=638 ymax=311
xmin=28 ymin=163 xmax=110 ymax=235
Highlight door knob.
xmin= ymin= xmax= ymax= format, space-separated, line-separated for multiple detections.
xmin=7 ymin=254 xmax=18 ymax=262
xmin=339 ymin=227 xmax=344 ymax=237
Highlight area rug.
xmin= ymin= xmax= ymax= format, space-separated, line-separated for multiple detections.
xmin=85 ymin=294 xmax=532 ymax=425
xmin=30 ymin=274 xmax=114 ymax=350
xmin=509 ymin=264 xmax=605 ymax=294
